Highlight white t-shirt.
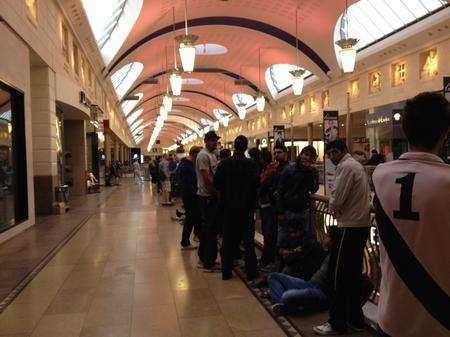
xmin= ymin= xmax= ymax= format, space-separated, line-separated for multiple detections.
xmin=372 ymin=152 xmax=450 ymax=337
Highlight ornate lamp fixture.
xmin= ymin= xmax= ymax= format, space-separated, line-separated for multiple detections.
xmin=163 ymin=93 xmax=173 ymax=112
xmin=256 ymin=92 xmax=265 ymax=112
xmin=175 ymin=0 xmax=198 ymax=72
xmin=170 ymin=8 xmax=183 ymax=95
xmin=237 ymin=102 xmax=247 ymax=120
xmin=221 ymin=115 xmax=229 ymax=127
xmin=290 ymin=7 xmax=305 ymax=96
xmin=255 ymin=48 xmax=265 ymax=112
xmin=169 ymin=69 xmax=182 ymax=96
xmin=335 ymin=0 xmax=359 ymax=73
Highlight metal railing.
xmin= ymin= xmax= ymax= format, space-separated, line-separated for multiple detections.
xmin=310 ymin=194 xmax=381 ymax=303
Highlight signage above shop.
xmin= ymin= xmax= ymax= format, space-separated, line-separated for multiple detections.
xmin=80 ymin=91 xmax=92 ymax=109
xmin=366 ymin=110 xmax=392 ymax=128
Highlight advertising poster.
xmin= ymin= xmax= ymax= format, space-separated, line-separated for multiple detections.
xmin=323 ymin=110 xmax=339 ymax=196
xmin=273 ymin=125 xmax=285 ymax=147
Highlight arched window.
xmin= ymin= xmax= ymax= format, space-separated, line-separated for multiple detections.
xmin=334 ymin=0 xmax=447 ymax=51
xmin=110 ymin=62 xmax=143 ymax=99
xmin=265 ymin=64 xmax=312 ymax=98
xmin=121 ymin=92 xmax=143 ymax=116
xmin=82 ymin=0 xmax=143 ymax=65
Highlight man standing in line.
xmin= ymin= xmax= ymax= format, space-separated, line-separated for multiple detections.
xmin=196 ymin=131 xmax=220 ymax=272
xmin=178 ymin=146 xmax=202 ymax=250
xmin=373 ymin=92 xmax=450 ymax=337
xmin=259 ymin=145 xmax=289 ymax=270
xmin=314 ymin=139 xmax=371 ymax=335
xmin=214 ymin=135 xmax=260 ymax=281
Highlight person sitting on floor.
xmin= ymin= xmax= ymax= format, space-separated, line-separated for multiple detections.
xmin=277 ymin=224 xmax=327 ymax=281
xmin=86 ymin=171 xmax=100 ymax=193
xmin=266 ymin=228 xmax=373 ymax=317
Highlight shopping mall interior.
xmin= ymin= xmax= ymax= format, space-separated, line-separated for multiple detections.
xmin=0 ymin=0 xmax=449 ymax=336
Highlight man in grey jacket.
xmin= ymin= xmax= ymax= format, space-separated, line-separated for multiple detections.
xmin=314 ymin=139 xmax=371 ymax=336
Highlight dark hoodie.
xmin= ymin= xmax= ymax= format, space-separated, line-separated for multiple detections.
xmin=177 ymin=157 xmax=197 ymax=196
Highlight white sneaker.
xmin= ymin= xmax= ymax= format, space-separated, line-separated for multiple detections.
xmin=313 ymin=322 xmax=342 ymax=335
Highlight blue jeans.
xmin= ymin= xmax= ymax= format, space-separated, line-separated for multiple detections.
xmin=267 ymin=272 xmax=328 ymax=311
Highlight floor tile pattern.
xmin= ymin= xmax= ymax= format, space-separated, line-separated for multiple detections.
xmin=0 ymin=180 xmax=287 ymax=337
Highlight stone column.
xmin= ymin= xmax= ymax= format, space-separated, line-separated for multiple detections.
xmin=104 ymin=133 xmax=110 ymax=167
xmin=65 ymin=120 xmax=87 ymax=196
xmin=307 ymin=123 xmax=314 ymax=145
xmin=31 ymin=66 xmax=59 ymax=215
xmin=114 ymin=140 xmax=119 ymax=164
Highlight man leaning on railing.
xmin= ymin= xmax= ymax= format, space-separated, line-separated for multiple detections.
xmin=313 ymin=139 xmax=372 ymax=336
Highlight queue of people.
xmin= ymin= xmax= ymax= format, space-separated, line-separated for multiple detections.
xmin=148 ymin=91 xmax=449 ymax=337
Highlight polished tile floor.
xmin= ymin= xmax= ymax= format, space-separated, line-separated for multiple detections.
xmin=0 ymin=180 xmax=286 ymax=337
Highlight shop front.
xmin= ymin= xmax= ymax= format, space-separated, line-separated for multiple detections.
xmin=366 ymin=103 xmax=407 ymax=161
xmin=0 ymin=81 xmax=28 ymax=234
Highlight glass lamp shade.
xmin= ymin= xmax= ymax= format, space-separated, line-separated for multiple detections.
xmin=176 ymin=34 xmax=198 ymax=72
xmin=290 ymin=69 xmax=305 ymax=96
xmin=169 ymin=71 xmax=182 ymax=96
xmin=213 ymin=121 xmax=220 ymax=131
xmin=163 ymin=94 xmax=173 ymax=112
xmin=336 ymin=38 xmax=359 ymax=73
xmin=197 ymin=129 xmax=204 ymax=137
xmin=237 ymin=103 xmax=247 ymax=120
xmin=256 ymin=93 xmax=265 ymax=112
xmin=221 ymin=116 xmax=229 ymax=127
xmin=159 ymin=105 xmax=168 ymax=120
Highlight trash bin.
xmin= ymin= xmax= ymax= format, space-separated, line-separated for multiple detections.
xmin=55 ymin=185 xmax=69 ymax=203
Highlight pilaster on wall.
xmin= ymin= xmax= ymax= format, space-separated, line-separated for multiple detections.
xmin=31 ymin=66 xmax=59 ymax=215
xmin=65 ymin=120 xmax=87 ymax=196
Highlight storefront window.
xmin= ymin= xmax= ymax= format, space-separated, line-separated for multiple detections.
xmin=0 ymin=81 xmax=28 ymax=233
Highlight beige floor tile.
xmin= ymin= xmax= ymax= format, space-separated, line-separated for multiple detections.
xmin=173 ymin=288 xmax=221 ymax=318
xmin=83 ymin=299 xmax=132 ymax=328
xmin=133 ymin=283 xmax=174 ymax=307
xmin=27 ymin=265 xmax=75 ymax=289
xmin=45 ymin=287 xmax=96 ymax=314
xmin=167 ymin=270 xmax=208 ymax=291
xmin=79 ymin=324 xmax=130 ymax=337
xmin=218 ymin=298 xmax=280 ymax=331
xmin=131 ymin=305 xmax=180 ymax=337
xmin=30 ymin=313 xmax=85 ymax=337
xmin=232 ymin=328 xmax=287 ymax=337
xmin=0 ymin=301 xmax=49 ymax=334
xmin=179 ymin=315 xmax=234 ymax=337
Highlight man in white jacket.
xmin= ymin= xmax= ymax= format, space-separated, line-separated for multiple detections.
xmin=373 ymin=92 xmax=450 ymax=337
xmin=314 ymin=139 xmax=371 ymax=335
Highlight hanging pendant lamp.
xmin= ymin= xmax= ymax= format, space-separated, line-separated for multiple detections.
xmin=291 ymin=7 xmax=305 ymax=96
xmin=221 ymin=115 xmax=229 ymax=127
xmin=169 ymin=70 xmax=182 ymax=96
xmin=290 ymin=69 xmax=306 ymax=95
xmin=175 ymin=0 xmax=198 ymax=72
xmin=336 ymin=0 xmax=359 ymax=73
xmin=256 ymin=92 xmax=265 ymax=112
xmin=170 ymin=8 xmax=183 ymax=95
xmin=163 ymin=93 xmax=173 ymax=112
xmin=255 ymin=48 xmax=266 ymax=112
xmin=237 ymin=102 xmax=247 ymax=120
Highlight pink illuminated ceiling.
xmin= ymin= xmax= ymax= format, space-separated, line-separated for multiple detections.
xmin=103 ymin=0 xmax=362 ymax=147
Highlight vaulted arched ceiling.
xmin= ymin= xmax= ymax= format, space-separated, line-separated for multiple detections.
xmin=81 ymin=0 xmax=449 ymax=147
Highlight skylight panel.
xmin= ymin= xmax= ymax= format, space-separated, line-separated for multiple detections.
xmin=81 ymin=0 xmax=143 ymax=65
xmin=121 ymin=93 xmax=143 ymax=116
xmin=265 ymin=64 xmax=312 ymax=98
xmin=110 ymin=62 xmax=143 ymax=99
xmin=334 ymin=0 xmax=447 ymax=50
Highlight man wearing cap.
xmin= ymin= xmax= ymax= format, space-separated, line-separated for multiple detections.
xmin=196 ymin=131 xmax=220 ymax=271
